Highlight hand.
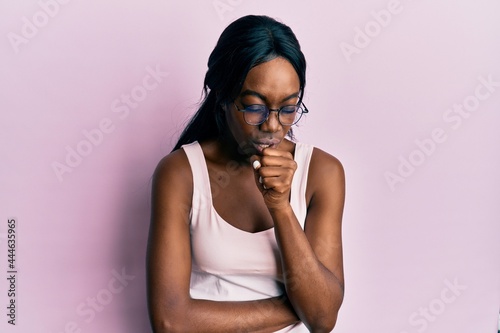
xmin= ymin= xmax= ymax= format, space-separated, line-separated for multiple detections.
xmin=251 ymin=148 xmax=297 ymax=211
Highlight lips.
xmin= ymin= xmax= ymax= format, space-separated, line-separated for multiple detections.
xmin=252 ymin=139 xmax=281 ymax=153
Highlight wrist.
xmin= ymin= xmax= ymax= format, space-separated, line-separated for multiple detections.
xmin=268 ymin=202 xmax=294 ymax=219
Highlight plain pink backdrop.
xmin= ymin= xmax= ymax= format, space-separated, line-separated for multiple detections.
xmin=1 ymin=1 xmax=499 ymax=332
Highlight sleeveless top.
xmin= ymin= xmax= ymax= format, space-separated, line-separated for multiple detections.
xmin=182 ymin=141 xmax=314 ymax=332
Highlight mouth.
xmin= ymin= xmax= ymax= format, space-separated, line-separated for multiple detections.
xmin=252 ymin=139 xmax=281 ymax=153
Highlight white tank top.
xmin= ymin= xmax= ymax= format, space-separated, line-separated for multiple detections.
xmin=182 ymin=141 xmax=313 ymax=332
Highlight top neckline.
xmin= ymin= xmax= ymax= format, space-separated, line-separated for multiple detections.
xmin=199 ymin=142 xmax=301 ymax=235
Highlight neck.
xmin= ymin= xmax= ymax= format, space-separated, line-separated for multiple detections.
xmin=217 ymin=132 xmax=253 ymax=166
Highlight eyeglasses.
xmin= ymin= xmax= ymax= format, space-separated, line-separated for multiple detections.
xmin=234 ymin=102 xmax=309 ymax=126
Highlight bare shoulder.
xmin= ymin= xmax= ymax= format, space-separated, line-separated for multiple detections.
xmin=152 ymin=148 xmax=193 ymax=200
xmin=305 ymin=146 xmax=345 ymax=206
xmin=154 ymin=148 xmax=191 ymax=179
xmin=309 ymin=147 xmax=345 ymax=186
xmin=304 ymin=146 xmax=345 ymax=239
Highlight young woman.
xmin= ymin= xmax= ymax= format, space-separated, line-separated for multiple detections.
xmin=147 ymin=15 xmax=345 ymax=332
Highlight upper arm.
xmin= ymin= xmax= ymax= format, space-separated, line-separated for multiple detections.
xmin=147 ymin=149 xmax=194 ymax=325
xmin=304 ymin=148 xmax=345 ymax=290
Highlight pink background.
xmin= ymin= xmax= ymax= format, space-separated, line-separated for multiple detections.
xmin=1 ymin=1 xmax=499 ymax=332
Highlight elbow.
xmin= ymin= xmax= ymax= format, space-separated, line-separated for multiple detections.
xmin=304 ymin=313 xmax=338 ymax=333
xmin=150 ymin=319 xmax=168 ymax=333
xmin=308 ymin=284 xmax=344 ymax=331
xmin=148 ymin=297 xmax=192 ymax=332
xmin=149 ymin=307 xmax=190 ymax=333
xmin=151 ymin=318 xmax=185 ymax=333
xmin=302 ymin=295 xmax=343 ymax=333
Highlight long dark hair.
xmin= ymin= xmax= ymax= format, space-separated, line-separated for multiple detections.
xmin=172 ymin=15 xmax=306 ymax=151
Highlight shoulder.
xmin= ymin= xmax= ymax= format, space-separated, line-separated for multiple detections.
xmin=307 ymin=146 xmax=345 ymax=199
xmin=310 ymin=147 xmax=344 ymax=177
xmin=152 ymin=147 xmax=193 ymax=196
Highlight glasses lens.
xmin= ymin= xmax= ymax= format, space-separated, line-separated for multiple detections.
xmin=243 ymin=105 xmax=267 ymax=125
xmin=240 ymin=104 xmax=306 ymax=125
xmin=279 ymin=105 xmax=302 ymax=125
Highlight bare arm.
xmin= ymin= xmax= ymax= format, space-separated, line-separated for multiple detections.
xmin=146 ymin=149 xmax=299 ymax=333
xmin=254 ymin=147 xmax=345 ymax=332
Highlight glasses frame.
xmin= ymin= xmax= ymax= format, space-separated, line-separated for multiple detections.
xmin=233 ymin=101 xmax=309 ymax=126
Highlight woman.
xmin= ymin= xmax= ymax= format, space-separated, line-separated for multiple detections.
xmin=147 ymin=15 xmax=345 ymax=332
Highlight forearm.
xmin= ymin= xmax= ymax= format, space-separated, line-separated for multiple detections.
xmin=152 ymin=295 xmax=299 ymax=333
xmin=270 ymin=205 xmax=343 ymax=331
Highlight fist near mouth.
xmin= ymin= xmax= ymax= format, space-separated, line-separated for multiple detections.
xmin=251 ymin=148 xmax=297 ymax=210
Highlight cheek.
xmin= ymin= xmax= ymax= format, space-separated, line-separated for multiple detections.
xmin=225 ymin=109 xmax=253 ymax=139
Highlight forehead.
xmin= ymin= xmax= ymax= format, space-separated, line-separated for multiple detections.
xmin=240 ymin=57 xmax=300 ymax=101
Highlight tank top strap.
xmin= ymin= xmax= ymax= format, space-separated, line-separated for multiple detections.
xmin=182 ymin=140 xmax=313 ymax=230
xmin=181 ymin=141 xmax=212 ymax=227
xmin=290 ymin=142 xmax=314 ymax=229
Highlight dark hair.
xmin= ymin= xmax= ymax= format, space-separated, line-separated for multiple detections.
xmin=172 ymin=15 xmax=306 ymax=151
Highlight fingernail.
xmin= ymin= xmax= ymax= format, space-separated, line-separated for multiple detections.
xmin=259 ymin=176 xmax=263 ymax=184
xmin=253 ymin=160 xmax=261 ymax=170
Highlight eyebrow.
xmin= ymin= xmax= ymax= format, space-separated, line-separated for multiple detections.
xmin=239 ymin=90 xmax=300 ymax=103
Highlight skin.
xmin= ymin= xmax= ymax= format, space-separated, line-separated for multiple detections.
xmin=147 ymin=57 xmax=345 ymax=332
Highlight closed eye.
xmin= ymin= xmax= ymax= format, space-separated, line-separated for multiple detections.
xmin=243 ymin=104 xmax=267 ymax=113
xmin=280 ymin=106 xmax=297 ymax=114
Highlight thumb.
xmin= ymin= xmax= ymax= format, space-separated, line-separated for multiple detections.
xmin=250 ymin=156 xmax=266 ymax=192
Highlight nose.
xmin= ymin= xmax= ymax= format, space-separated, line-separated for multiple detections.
xmin=259 ymin=110 xmax=281 ymax=133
